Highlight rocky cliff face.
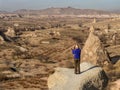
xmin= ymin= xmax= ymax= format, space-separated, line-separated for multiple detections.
xmin=48 ymin=62 xmax=108 ymax=90
xmin=81 ymin=26 xmax=110 ymax=65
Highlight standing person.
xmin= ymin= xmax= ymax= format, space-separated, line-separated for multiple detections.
xmin=72 ymin=44 xmax=81 ymax=74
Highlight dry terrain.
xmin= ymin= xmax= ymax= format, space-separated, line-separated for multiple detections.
xmin=0 ymin=12 xmax=120 ymax=90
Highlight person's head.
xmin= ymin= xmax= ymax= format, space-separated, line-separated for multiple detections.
xmin=74 ymin=44 xmax=79 ymax=49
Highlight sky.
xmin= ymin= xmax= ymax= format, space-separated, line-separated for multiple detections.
xmin=0 ymin=0 xmax=120 ymax=11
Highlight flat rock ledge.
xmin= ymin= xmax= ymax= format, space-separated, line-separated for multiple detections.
xmin=48 ymin=62 xmax=108 ymax=90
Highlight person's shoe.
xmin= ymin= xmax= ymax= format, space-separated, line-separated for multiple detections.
xmin=78 ymin=72 xmax=81 ymax=74
xmin=75 ymin=72 xmax=77 ymax=74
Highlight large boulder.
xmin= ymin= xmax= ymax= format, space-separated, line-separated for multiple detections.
xmin=5 ymin=27 xmax=15 ymax=37
xmin=81 ymin=26 xmax=110 ymax=65
xmin=48 ymin=62 xmax=108 ymax=90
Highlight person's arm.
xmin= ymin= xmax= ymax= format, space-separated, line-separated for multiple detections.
xmin=72 ymin=49 xmax=75 ymax=54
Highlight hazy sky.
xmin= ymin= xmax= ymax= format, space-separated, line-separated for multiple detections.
xmin=0 ymin=0 xmax=120 ymax=11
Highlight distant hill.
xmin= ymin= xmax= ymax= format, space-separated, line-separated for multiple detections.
xmin=0 ymin=10 xmax=8 ymax=14
xmin=14 ymin=7 xmax=115 ymax=15
xmin=111 ymin=10 xmax=120 ymax=14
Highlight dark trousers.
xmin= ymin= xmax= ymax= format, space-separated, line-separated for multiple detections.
xmin=74 ymin=59 xmax=80 ymax=74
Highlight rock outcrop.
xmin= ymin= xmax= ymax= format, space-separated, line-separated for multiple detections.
xmin=5 ymin=27 xmax=15 ymax=37
xmin=109 ymin=79 xmax=120 ymax=90
xmin=0 ymin=35 xmax=4 ymax=44
xmin=48 ymin=62 xmax=108 ymax=90
xmin=93 ymin=18 xmax=97 ymax=23
xmin=0 ymin=31 xmax=13 ymax=42
xmin=81 ymin=26 xmax=110 ymax=65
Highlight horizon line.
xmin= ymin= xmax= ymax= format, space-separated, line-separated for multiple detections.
xmin=0 ymin=6 xmax=118 ymax=12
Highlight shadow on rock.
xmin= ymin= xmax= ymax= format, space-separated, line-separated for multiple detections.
xmin=81 ymin=65 xmax=99 ymax=74
xmin=110 ymin=55 xmax=120 ymax=64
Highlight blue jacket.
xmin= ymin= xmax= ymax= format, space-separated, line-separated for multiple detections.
xmin=72 ymin=48 xmax=81 ymax=59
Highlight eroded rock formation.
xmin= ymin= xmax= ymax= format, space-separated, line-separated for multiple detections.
xmin=81 ymin=26 xmax=110 ymax=65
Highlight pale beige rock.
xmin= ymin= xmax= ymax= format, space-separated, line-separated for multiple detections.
xmin=105 ymin=29 xmax=109 ymax=34
xmin=14 ymin=23 xmax=19 ymax=27
xmin=89 ymin=26 xmax=95 ymax=32
xmin=48 ymin=62 xmax=108 ymax=90
xmin=2 ymin=70 xmax=13 ymax=74
xmin=109 ymin=80 xmax=120 ymax=90
xmin=41 ymin=41 xmax=50 ymax=44
xmin=16 ymin=46 xmax=28 ymax=52
xmin=27 ymin=38 xmax=40 ymax=46
xmin=93 ymin=18 xmax=97 ymax=23
xmin=81 ymin=27 xmax=109 ymax=65
xmin=0 ymin=36 xmax=4 ymax=44
xmin=5 ymin=27 xmax=15 ymax=37
xmin=6 ymin=73 xmax=21 ymax=78
xmin=112 ymin=34 xmax=117 ymax=45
